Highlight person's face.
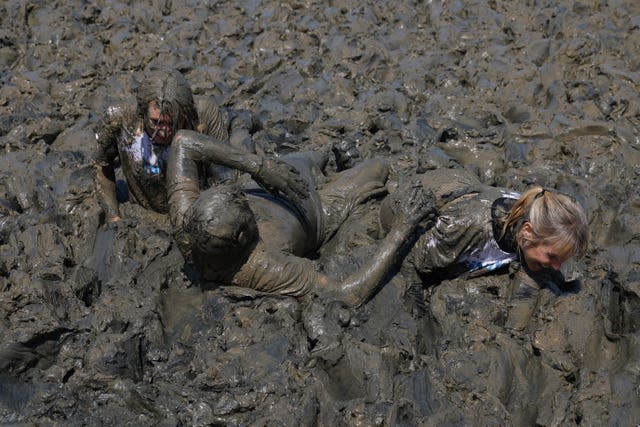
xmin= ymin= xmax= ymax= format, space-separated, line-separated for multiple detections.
xmin=519 ymin=223 xmax=570 ymax=272
xmin=520 ymin=242 xmax=569 ymax=272
xmin=147 ymin=100 xmax=175 ymax=146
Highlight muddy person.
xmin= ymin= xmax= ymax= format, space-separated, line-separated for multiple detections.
xmin=93 ymin=69 xmax=253 ymax=221
xmin=379 ymin=161 xmax=589 ymax=328
xmin=166 ymin=129 xmax=436 ymax=307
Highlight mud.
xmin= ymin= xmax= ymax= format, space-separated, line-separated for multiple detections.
xmin=1 ymin=0 xmax=640 ymax=425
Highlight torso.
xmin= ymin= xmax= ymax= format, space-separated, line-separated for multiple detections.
xmin=411 ymin=167 xmax=520 ymax=279
xmin=245 ymin=189 xmax=318 ymax=256
xmin=116 ymin=122 xmax=171 ymax=213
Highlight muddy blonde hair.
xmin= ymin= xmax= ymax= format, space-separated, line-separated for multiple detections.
xmin=136 ymin=69 xmax=199 ymax=133
xmin=502 ymin=187 xmax=589 ymax=259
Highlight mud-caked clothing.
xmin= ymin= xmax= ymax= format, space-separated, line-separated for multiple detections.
xmin=230 ymin=246 xmax=322 ymax=297
xmin=176 ymin=151 xmax=389 ymax=297
xmin=93 ymin=100 xmax=232 ymax=218
xmin=409 ymin=167 xmax=520 ymax=280
xmin=228 ymin=159 xmax=388 ymax=297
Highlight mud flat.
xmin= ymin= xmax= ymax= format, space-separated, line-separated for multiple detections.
xmin=1 ymin=0 xmax=639 ymax=425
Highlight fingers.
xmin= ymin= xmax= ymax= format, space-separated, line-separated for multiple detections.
xmin=397 ymin=181 xmax=436 ymax=225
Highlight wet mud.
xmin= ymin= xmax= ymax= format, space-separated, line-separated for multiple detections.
xmin=1 ymin=0 xmax=640 ymax=425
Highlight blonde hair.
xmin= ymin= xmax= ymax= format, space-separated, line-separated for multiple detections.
xmin=502 ymin=187 xmax=589 ymax=259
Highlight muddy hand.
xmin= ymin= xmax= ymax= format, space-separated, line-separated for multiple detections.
xmin=256 ymin=157 xmax=309 ymax=200
xmin=395 ymin=181 xmax=436 ymax=228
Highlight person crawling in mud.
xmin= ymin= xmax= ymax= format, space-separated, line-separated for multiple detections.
xmin=376 ymin=155 xmax=589 ymax=308
xmin=93 ymin=69 xmax=255 ymax=222
xmin=389 ymin=166 xmax=589 ymax=282
xmin=166 ymin=129 xmax=436 ymax=307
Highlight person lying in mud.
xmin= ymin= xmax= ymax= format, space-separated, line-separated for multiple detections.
xmin=378 ymin=164 xmax=589 ymax=286
xmin=166 ymin=129 xmax=436 ymax=307
xmin=93 ymin=69 xmax=254 ymax=222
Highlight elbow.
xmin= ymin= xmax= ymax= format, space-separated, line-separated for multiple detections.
xmin=341 ymin=294 xmax=366 ymax=308
xmin=317 ymin=275 xmax=367 ymax=308
xmin=334 ymin=284 xmax=369 ymax=308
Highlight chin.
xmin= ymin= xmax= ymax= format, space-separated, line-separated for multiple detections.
xmin=523 ymin=260 xmax=542 ymax=272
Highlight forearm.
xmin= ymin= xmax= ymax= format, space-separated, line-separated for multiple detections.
xmin=92 ymin=108 xmax=126 ymax=221
xmin=94 ymin=164 xmax=120 ymax=221
xmin=166 ymin=137 xmax=202 ymax=238
xmin=327 ymin=223 xmax=415 ymax=307
xmin=173 ymin=129 xmax=263 ymax=176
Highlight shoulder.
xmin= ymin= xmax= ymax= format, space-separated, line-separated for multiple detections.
xmin=491 ymin=194 xmax=519 ymax=253
xmin=102 ymin=102 xmax=138 ymax=128
xmin=233 ymin=247 xmax=318 ymax=297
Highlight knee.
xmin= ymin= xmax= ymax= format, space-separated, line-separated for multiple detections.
xmin=354 ymin=158 xmax=390 ymax=182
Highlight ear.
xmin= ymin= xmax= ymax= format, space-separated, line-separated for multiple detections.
xmin=521 ymin=221 xmax=534 ymax=239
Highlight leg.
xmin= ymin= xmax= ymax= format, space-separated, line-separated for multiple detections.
xmin=271 ymin=150 xmax=329 ymax=248
xmin=318 ymin=158 xmax=390 ymax=243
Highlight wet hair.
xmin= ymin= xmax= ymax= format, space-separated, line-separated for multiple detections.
xmin=136 ymin=69 xmax=199 ymax=134
xmin=502 ymin=187 xmax=589 ymax=259
xmin=183 ymin=185 xmax=258 ymax=262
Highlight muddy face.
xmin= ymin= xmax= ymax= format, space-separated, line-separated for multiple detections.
xmin=146 ymin=100 xmax=179 ymax=146
xmin=519 ymin=241 xmax=568 ymax=272
xmin=183 ymin=186 xmax=258 ymax=270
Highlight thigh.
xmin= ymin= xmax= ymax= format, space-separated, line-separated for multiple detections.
xmin=319 ymin=158 xmax=389 ymax=242
xmin=278 ymin=150 xmax=328 ymax=248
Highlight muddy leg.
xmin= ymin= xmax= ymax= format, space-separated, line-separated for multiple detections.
xmin=272 ymin=150 xmax=330 ymax=247
xmin=319 ymin=158 xmax=390 ymax=243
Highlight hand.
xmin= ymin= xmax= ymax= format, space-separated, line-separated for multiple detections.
xmin=255 ymin=157 xmax=309 ymax=200
xmin=392 ymin=180 xmax=437 ymax=229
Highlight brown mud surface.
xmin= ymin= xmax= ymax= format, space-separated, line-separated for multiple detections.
xmin=1 ymin=1 xmax=640 ymax=425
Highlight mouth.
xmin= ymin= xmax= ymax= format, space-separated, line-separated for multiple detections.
xmin=150 ymin=127 xmax=173 ymax=143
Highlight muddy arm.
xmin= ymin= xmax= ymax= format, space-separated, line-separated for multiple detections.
xmin=92 ymin=109 xmax=124 ymax=222
xmin=166 ymin=129 xmax=287 ymax=238
xmin=94 ymin=164 xmax=120 ymax=221
xmin=321 ymin=184 xmax=437 ymax=307
xmin=171 ymin=129 xmax=308 ymax=200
